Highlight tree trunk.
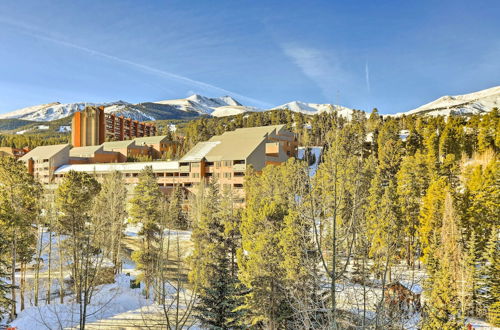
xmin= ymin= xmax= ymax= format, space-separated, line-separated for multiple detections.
xmin=34 ymin=225 xmax=44 ymax=306
xmin=47 ymin=228 xmax=52 ymax=304
xmin=58 ymin=234 xmax=64 ymax=304
xmin=20 ymin=262 xmax=25 ymax=311
xmin=10 ymin=230 xmax=17 ymax=321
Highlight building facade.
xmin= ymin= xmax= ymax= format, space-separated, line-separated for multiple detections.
xmin=54 ymin=125 xmax=297 ymax=203
xmin=20 ymin=144 xmax=71 ymax=184
xmin=71 ymin=106 xmax=157 ymax=147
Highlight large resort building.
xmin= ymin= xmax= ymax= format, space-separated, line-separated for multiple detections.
xmin=19 ymin=124 xmax=297 ymax=202
xmin=71 ymin=106 xmax=157 ymax=147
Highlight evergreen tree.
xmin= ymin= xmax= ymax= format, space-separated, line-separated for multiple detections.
xmin=129 ymin=166 xmax=163 ymax=299
xmin=397 ymin=152 xmax=428 ymax=265
xmin=0 ymin=157 xmax=42 ymax=320
xmin=423 ymin=193 xmax=467 ymax=329
xmin=0 ymin=231 xmax=11 ymax=321
xmin=482 ymin=228 xmax=500 ymax=318
xmin=190 ymin=182 xmax=242 ymax=329
xmin=55 ymin=170 xmax=103 ymax=329
xmin=93 ymin=171 xmax=128 ymax=274
xmin=238 ymin=159 xmax=311 ymax=328
xmin=418 ymin=177 xmax=448 ymax=264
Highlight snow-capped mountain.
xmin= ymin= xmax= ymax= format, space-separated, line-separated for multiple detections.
xmin=393 ymin=86 xmax=500 ymax=117
xmin=153 ymin=94 xmax=256 ymax=116
xmin=1 ymin=86 xmax=498 ymax=123
xmin=0 ymin=102 xmax=93 ymax=121
xmin=273 ymin=101 xmax=362 ymax=119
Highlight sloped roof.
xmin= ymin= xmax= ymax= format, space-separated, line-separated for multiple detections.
xmin=134 ymin=135 xmax=170 ymax=145
xmin=180 ymin=141 xmax=220 ymax=162
xmin=20 ymin=144 xmax=70 ymax=161
xmin=102 ymin=140 xmax=136 ymax=151
xmin=70 ymin=145 xmax=103 ymax=158
xmin=203 ymin=125 xmax=285 ymax=161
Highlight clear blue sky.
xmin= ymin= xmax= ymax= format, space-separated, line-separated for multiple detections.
xmin=0 ymin=0 xmax=499 ymax=114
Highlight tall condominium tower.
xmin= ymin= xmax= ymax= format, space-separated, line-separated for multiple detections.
xmin=71 ymin=106 xmax=157 ymax=147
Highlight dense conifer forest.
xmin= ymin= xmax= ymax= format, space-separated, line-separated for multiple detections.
xmin=0 ymin=108 xmax=498 ymax=328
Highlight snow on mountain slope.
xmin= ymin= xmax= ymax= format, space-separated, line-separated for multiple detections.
xmin=273 ymin=101 xmax=363 ymax=119
xmin=0 ymin=101 xmax=129 ymax=121
xmin=211 ymin=105 xmax=259 ymax=117
xmin=393 ymin=86 xmax=500 ymax=117
xmin=3 ymin=86 xmax=498 ymax=123
xmin=0 ymin=102 xmax=90 ymax=121
xmin=153 ymin=94 xmax=251 ymax=115
xmin=104 ymin=103 xmax=156 ymax=121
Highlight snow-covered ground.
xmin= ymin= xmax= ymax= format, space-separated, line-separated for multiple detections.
xmin=11 ymin=274 xmax=147 ymax=329
xmin=297 ymin=146 xmax=323 ymax=176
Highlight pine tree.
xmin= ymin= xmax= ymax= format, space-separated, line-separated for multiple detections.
xmin=459 ymin=157 xmax=499 ymax=248
xmin=465 ymin=230 xmax=482 ymax=317
xmin=0 ymin=156 xmax=42 ymax=320
xmin=93 ymin=171 xmax=128 ymax=274
xmin=129 ymin=166 xmax=163 ymax=299
xmin=423 ymin=193 xmax=465 ymax=329
xmin=55 ymin=170 xmax=103 ymax=329
xmin=482 ymin=228 xmax=500 ymax=321
xmin=238 ymin=159 xmax=311 ymax=328
xmin=190 ymin=182 xmax=242 ymax=329
xmin=0 ymin=231 xmax=11 ymax=322
xmin=397 ymin=152 xmax=428 ymax=265
xmin=418 ymin=177 xmax=448 ymax=264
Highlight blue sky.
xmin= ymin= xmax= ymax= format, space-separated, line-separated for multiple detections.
xmin=0 ymin=0 xmax=499 ymax=114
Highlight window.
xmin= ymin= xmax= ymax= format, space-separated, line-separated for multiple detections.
xmin=215 ymin=161 xmax=221 ymax=168
xmin=192 ymin=173 xmax=200 ymax=178
xmin=223 ymin=160 xmax=232 ymax=167
xmin=157 ymin=173 xmax=165 ymax=177
xmin=180 ymin=173 xmax=189 ymax=177
xmin=234 ymin=172 xmax=245 ymax=177
xmin=223 ymin=172 xmax=232 ymax=179
xmin=192 ymin=162 xmax=200 ymax=168
xmin=206 ymin=173 xmax=213 ymax=177
xmin=166 ymin=173 xmax=174 ymax=177
xmin=233 ymin=183 xmax=243 ymax=188
xmin=206 ymin=162 xmax=214 ymax=166
xmin=233 ymin=160 xmax=245 ymax=165
xmin=184 ymin=183 xmax=192 ymax=187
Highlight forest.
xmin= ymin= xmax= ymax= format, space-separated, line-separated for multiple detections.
xmin=0 ymin=108 xmax=498 ymax=329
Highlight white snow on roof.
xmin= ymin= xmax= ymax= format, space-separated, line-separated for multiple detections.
xmin=180 ymin=141 xmax=220 ymax=162
xmin=55 ymin=161 xmax=180 ymax=174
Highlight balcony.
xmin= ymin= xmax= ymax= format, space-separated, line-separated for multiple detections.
xmin=232 ymin=163 xmax=246 ymax=171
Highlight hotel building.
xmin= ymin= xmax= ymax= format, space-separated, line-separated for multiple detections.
xmin=51 ymin=125 xmax=297 ymax=202
xmin=71 ymin=106 xmax=157 ymax=147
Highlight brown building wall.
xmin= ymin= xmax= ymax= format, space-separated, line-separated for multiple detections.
xmin=72 ymin=107 xmax=156 ymax=147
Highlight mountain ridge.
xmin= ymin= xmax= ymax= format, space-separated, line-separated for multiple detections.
xmin=1 ymin=86 xmax=498 ymax=122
